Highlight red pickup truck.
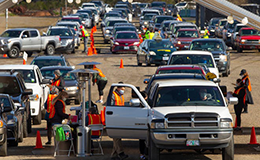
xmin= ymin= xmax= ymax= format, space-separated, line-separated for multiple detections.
xmin=235 ymin=28 xmax=260 ymax=53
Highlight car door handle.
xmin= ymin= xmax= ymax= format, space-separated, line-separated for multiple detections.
xmin=106 ymin=111 xmax=113 ymax=115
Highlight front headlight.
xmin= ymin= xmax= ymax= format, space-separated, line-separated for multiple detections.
xmin=29 ymin=94 xmax=39 ymax=101
xmin=177 ymin=41 xmax=181 ymax=44
xmin=151 ymin=119 xmax=165 ymax=129
xmin=133 ymin=42 xmax=140 ymax=45
xmin=115 ymin=42 xmax=119 ymax=45
xmin=219 ymin=54 xmax=227 ymax=61
xmin=144 ymin=21 xmax=148 ymax=25
xmin=227 ymin=33 xmax=231 ymax=37
xmin=220 ymin=118 xmax=232 ymax=128
xmin=241 ymin=39 xmax=246 ymax=43
xmin=106 ymin=30 xmax=110 ymax=34
xmin=0 ymin=120 xmax=3 ymax=127
xmin=65 ymin=86 xmax=79 ymax=91
xmin=149 ymin=51 xmax=156 ymax=55
xmin=1 ymin=39 xmax=9 ymax=44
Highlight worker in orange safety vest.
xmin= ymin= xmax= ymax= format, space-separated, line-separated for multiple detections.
xmin=240 ymin=69 xmax=253 ymax=113
xmin=50 ymin=70 xmax=64 ymax=92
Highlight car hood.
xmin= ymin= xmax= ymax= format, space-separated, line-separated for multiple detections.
xmin=211 ymin=51 xmax=226 ymax=55
xmin=240 ymin=35 xmax=260 ymax=40
xmin=176 ymin=37 xmax=197 ymax=42
xmin=64 ymin=80 xmax=78 ymax=87
xmin=115 ymin=39 xmax=139 ymax=43
xmin=150 ymin=48 xmax=176 ymax=55
xmin=0 ymin=37 xmax=11 ymax=41
xmin=208 ymin=68 xmax=219 ymax=78
xmin=152 ymin=106 xmax=232 ymax=120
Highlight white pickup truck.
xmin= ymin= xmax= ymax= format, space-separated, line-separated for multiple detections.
xmin=105 ymin=79 xmax=237 ymax=160
xmin=0 ymin=28 xmax=61 ymax=58
xmin=0 ymin=65 xmax=49 ymax=125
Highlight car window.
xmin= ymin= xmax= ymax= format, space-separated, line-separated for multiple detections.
xmin=36 ymin=68 xmax=42 ymax=83
xmin=14 ymin=70 xmax=36 ymax=83
xmin=31 ymin=59 xmax=65 ymax=69
xmin=241 ymin=29 xmax=260 ymax=36
xmin=47 ymin=28 xmax=72 ymax=36
xmin=115 ymin=33 xmax=138 ymax=39
xmin=0 ymin=77 xmax=21 ymax=95
xmin=154 ymin=86 xmax=224 ymax=107
xmin=22 ymin=31 xmax=30 ymax=38
xmin=0 ymin=97 xmax=11 ymax=108
xmin=41 ymin=69 xmax=76 ymax=81
xmin=30 ymin=30 xmax=38 ymax=37
xmin=148 ymin=40 xmax=173 ymax=49
xmin=155 ymin=17 xmax=174 ymax=23
xmin=174 ymin=26 xmax=196 ymax=34
xmin=0 ymin=30 xmax=21 ymax=37
xmin=177 ymin=30 xmax=199 ymax=38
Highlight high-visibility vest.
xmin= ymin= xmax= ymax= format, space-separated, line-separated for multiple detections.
xmin=234 ymin=87 xmax=246 ymax=104
xmin=145 ymin=31 xmax=150 ymax=40
xmin=46 ymin=94 xmax=57 ymax=115
xmin=49 ymin=99 xmax=66 ymax=119
xmin=81 ymin=28 xmax=89 ymax=37
xmin=177 ymin=14 xmax=183 ymax=22
xmin=88 ymin=114 xmax=101 ymax=136
xmin=150 ymin=32 xmax=155 ymax=39
xmin=203 ymin=29 xmax=209 ymax=38
xmin=52 ymin=79 xmax=60 ymax=87
xmin=93 ymin=68 xmax=106 ymax=77
xmin=113 ymin=91 xmax=124 ymax=106
xmin=242 ymin=76 xmax=252 ymax=92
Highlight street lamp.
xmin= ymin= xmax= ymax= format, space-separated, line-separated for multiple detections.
xmin=12 ymin=0 xmax=18 ymax=3
xmin=26 ymin=0 xmax=32 ymax=3
xmin=75 ymin=0 xmax=81 ymax=4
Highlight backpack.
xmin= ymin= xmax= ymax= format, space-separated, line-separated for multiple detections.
xmin=55 ymin=127 xmax=66 ymax=141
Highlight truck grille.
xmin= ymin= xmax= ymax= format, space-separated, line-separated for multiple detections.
xmin=246 ymin=40 xmax=259 ymax=44
xmin=166 ymin=113 xmax=219 ymax=128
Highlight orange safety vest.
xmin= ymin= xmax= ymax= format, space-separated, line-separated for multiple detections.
xmin=46 ymin=94 xmax=57 ymax=114
xmin=234 ymin=87 xmax=246 ymax=105
xmin=242 ymin=76 xmax=252 ymax=92
xmin=52 ymin=79 xmax=60 ymax=87
xmin=49 ymin=99 xmax=66 ymax=119
xmin=88 ymin=114 xmax=101 ymax=136
xmin=93 ymin=68 xmax=106 ymax=77
xmin=113 ymin=91 xmax=124 ymax=106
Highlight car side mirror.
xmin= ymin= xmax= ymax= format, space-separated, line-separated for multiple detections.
xmin=23 ymin=89 xmax=33 ymax=96
xmin=22 ymin=35 xmax=28 ymax=38
xmin=143 ymin=78 xmax=149 ymax=84
xmin=228 ymin=97 xmax=238 ymax=105
xmin=213 ymin=78 xmax=221 ymax=83
xmin=41 ymin=79 xmax=50 ymax=84
xmin=220 ymin=86 xmax=227 ymax=97
xmin=129 ymin=98 xmax=141 ymax=107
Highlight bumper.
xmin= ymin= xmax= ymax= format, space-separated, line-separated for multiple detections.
xmin=66 ymin=89 xmax=80 ymax=100
xmin=151 ymin=128 xmax=233 ymax=149
xmin=150 ymin=55 xmax=169 ymax=65
xmin=55 ymin=45 xmax=73 ymax=53
xmin=239 ymin=44 xmax=260 ymax=50
xmin=0 ymin=44 xmax=9 ymax=54
xmin=30 ymin=100 xmax=40 ymax=116
xmin=112 ymin=45 xmax=138 ymax=54
xmin=0 ymin=128 xmax=6 ymax=145
xmin=175 ymin=44 xmax=190 ymax=50
xmin=104 ymin=34 xmax=111 ymax=40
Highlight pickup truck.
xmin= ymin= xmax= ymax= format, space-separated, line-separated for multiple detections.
xmin=105 ymin=80 xmax=237 ymax=160
xmin=0 ymin=28 xmax=61 ymax=58
xmin=235 ymin=27 xmax=260 ymax=53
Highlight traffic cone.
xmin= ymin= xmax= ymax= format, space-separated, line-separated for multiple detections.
xmin=23 ymin=59 xmax=26 ymax=65
xmin=120 ymin=59 xmax=124 ymax=68
xmin=87 ymin=47 xmax=93 ymax=56
xmin=34 ymin=130 xmax=44 ymax=149
xmin=233 ymin=117 xmax=237 ymax=128
xmin=248 ymin=127 xmax=259 ymax=145
xmin=93 ymin=46 xmax=97 ymax=55
xmin=3 ymin=54 xmax=7 ymax=58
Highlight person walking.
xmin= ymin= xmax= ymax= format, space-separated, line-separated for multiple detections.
xmin=50 ymin=70 xmax=64 ymax=92
xmin=240 ymin=69 xmax=253 ymax=113
xmin=110 ymin=83 xmax=128 ymax=160
xmin=203 ymin=27 xmax=210 ymax=39
xmin=230 ymin=79 xmax=246 ymax=130
xmin=80 ymin=25 xmax=89 ymax=53
xmin=92 ymin=65 xmax=108 ymax=103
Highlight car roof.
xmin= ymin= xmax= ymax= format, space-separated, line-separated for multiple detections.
xmin=177 ymin=28 xmax=198 ymax=31
xmin=241 ymin=27 xmax=254 ymax=30
xmin=115 ymin=25 xmax=135 ymax=28
xmin=0 ymin=94 xmax=10 ymax=97
xmin=40 ymin=66 xmax=73 ymax=70
xmin=62 ymin=16 xmax=80 ymax=19
xmin=175 ymin=22 xmax=196 ymax=26
xmin=49 ymin=26 xmax=70 ymax=29
xmin=116 ymin=31 xmax=137 ymax=34
xmin=191 ymin=38 xmax=223 ymax=42
xmin=0 ymin=65 xmax=38 ymax=70
xmin=156 ymin=79 xmax=217 ymax=87
xmin=6 ymin=28 xmax=36 ymax=31
xmin=171 ymin=50 xmax=213 ymax=55
xmin=57 ymin=21 xmax=79 ymax=25
xmin=32 ymin=56 xmax=65 ymax=60
xmin=157 ymin=65 xmax=204 ymax=70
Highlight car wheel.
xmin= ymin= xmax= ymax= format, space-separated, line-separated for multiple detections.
xmin=145 ymin=56 xmax=151 ymax=66
xmin=237 ymin=47 xmax=243 ymax=53
xmin=104 ymin=40 xmax=108 ymax=44
xmin=9 ymin=140 xmax=18 ymax=147
xmin=148 ymin=132 xmax=160 ymax=160
xmin=45 ymin=44 xmax=55 ymax=55
xmin=222 ymin=136 xmax=234 ymax=160
xmin=27 ymin=110 xmax=32 ymax=134
xmin=0 ymin=134 xmax=7 ymax=156
xmin=137 ymin=55 xmax=142 ymax=66
xmin=18 ymin=123 xmax=23 ymax=143
xmin=8 ymin=46 xmax=20 ymax=58
xmin=222 ymin=68 xmax=229 ymax=77
xmin=75 ymin=99 xmax=80 ymax=105
xmin=33 ymin=103 xmax=42 ymax=125
xmin=23 ymin=112 xmax=28 ymax=138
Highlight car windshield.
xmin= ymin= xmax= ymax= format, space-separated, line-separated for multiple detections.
xmin=81 ymin=14 xmax=89 ymax=18
xmin=139 ymin=4 xmax=147 ymax=8
xmin=155 ymin=17 xmax=174 ymax=23
xmin=220 ymin=20 xmax=227 ymax=26
xmin=105 ymin=14 xmax=119 ymax=19
xmin=169 ymin=54 xmax=215 ymax=68
xmin=209 ymin=19 xmax=219 ymax=26
xmin=227 ymin=22 xmax=238 ymax=29
xmin=144 ymin=14 xmax=155 ymax=20
xmin=47 ymin=28 xmax=72 ymax=36
xmin=142 ymin=11 xmax=159 ymax=16
xmin=190 ymin=41 xmax=224 ymax=51
xmin=83 ymin=5 xmax=95 ymax=8
xmin=241 ymin=29 xmax=260 ymax=36
xmin=0 ymin=30 xmax=21 ymax=37
xmin=61 ymin=18 xmax=81 ymax=24
xmin=13 ymin=70 xmax=36 ymax=83
xmin=174 ymin=26 xmax=196 ymax=34
xmin=154 ymin=86 xmax=224 ymax=107
xmin=115 ymin=27 xmax=136 ymax=34
xmin=158 ymin=69 xmax=203 ymax=74
xmin=176 ymin=2 xmax=186 ymax=6
xmin=41 ymin=69 xmax=76 ymax=81
xmin=162 ymin=22 xmax=171 ymax=28
xmin=115 ymin=33 xmax=138 ymax=39
xmin=107 ymin=21 xmax=127 ymax=26
xmin=0 ymin=97 xmax=11 ymax=108
xmin=31 ymin=59 xmax=65 ymax=69
xmin=0 ymin=77 xmax=21 ymax=95
xmin=151 ymin=3 xmax=165 ymax=7
xmin=77 ymin=11 xmax=93 ymax=17
xmin=57 ymin=24 xmax=78 ymax=31
xmin=177 ymin=30 xmax=199 ymax=38
xmin=149 ymin=40 xmax=173 ymax=49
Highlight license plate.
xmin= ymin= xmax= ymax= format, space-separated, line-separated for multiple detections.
xmin=250 ymin=46 xmax=256 ymax=49
xmin=124 ymin=46 xmax=129 ymax=50
xmin=186 ymin=139 xmax=200 ymax=146
xmin=162 ymin=57 xmax=169 ymax=60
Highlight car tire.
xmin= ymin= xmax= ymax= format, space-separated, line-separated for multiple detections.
xmin=8 ymin=46 xmax=20 ymax=58
xmin=9 ymin=140 xmax=18 ymax=147
xmin=18 ymin=123 xmax=23 ymax=143
xmin=222 ymin=136 xmax=234 ymax=160
xmin=137 ymin=55 xmax=142 ymax=66
xmin=27 ymin=110 xmax=32 ymax=134
xmin=237 ymin=47 xmax=243 ymax=53
xmin=258 ymin=49 xmax=260 ymax=52
xmin=23 ymin=112 xmax=28 ymax=138
xmin=222 ymin=68 xmax=229 ymax=77
xmin=75 ymin=99 xmax=80 ymax=105
xmin=148 ymin=132 xmax=160 ymax=160
xmin=104 ymin=40 xmax=108 ymax=44
xmin=27 ymin=51 xmax=33 ymax=57
xmin=33 ymin=103 xmax=42 ymax=125
xmin=45 ymin=44 xmax=55 ymax=55
xmin=0 ymin=134 xmax=7 ymax=156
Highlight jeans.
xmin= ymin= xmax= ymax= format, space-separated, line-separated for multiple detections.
xmin=83 ymin=37 xmax=88 ymax=53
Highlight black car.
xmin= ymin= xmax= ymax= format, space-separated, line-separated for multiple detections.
xmin=0 ymin=71 xmax=32 ymax=138
xmin=144 ymin=73 xmax=206 ymax=95
xmin=223 ymin=20 xmax=239 ymax=45
xmin=150 ymin=15 xmax=177 ymax=31
xmin=0 ymin=99 xmax=8 ymax=156
xmin=40 ymin=66 xmax=81 ymax=105
xmin=0 ymin=94 xmax=23 ymax=147
xmin=189 ymin=38 xmax=231 ymax=77
xmin=30 ymin=55 xmax=71 ymax=69
xmin=207 ymin=18 xmax=222 ymax=37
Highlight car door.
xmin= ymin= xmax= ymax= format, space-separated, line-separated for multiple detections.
xmin=29 ymin=30 xmax=42 ymax=50
xmin=105 ymin=84 xmax=149 ymax=139
xmin=20 ymin=31 xmax=31 ymax=50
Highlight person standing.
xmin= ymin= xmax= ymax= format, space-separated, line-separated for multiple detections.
xmin=203 ymin=27 xmax=210 ymax=39
xmin=50 ymin=70 xmax=64 ymax=92
xmin=92 ymin=65 xmax=108 ymax=103
xmin=149 ymin=29 xmax=155 ymax=39
xmin=110 ymin=84 xmax=128 ymax=160
xmin=80 ymin=25 xmax=89 ymax=53
xmin=230 ymin=79 xmax=246 ymax=130
xmin=240 ymin=69 xmax=253 ymax=113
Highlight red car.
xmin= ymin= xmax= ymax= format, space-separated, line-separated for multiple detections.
xmin=110 ymin=31 xmax=140 ymax=54
xmin=173 ymin=28 xmax=200 ymax=50
xmin=235 ymin=27 xmax=260 ymax=52
xmin=155 ymin=65 xmax=206 ymax=75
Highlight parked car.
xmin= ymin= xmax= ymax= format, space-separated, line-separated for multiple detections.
xmin=0 ymin=28 xmax=61 ymax=58
xmin=0 ymin=65 xmax=50 ymax=125
xmin=235 ymin=27 xmax=260 ymax=53
xmin=155 ymin=65 xmax=206 ymax=75
xmin=189 ymin=38 xmax=230 ymax=77
xmin=40 ymin=66 xmax=81 ymax=105
xmin=0 ymin=101 xmax=8 ymax=156
xmin=46 ymin=26 xmax=75 ymax=54
xmin=110 ymin=31 xmax=140 ymax=54
xmin=0 ymin=94 xmax=23 ymax=147
xmin=230 ymin=23 xmax=248 ymax=49
xmin=215 ymin=19 xmax=227 ymax=38
xmin=167 ymin=50 xmax=219 ymax=78
xmin=159 ymin=20 xmax=176 ymax=38
xmin=90 ymin=0 xmax=105 ymax=16
xmin=137 ymin=38 xmax=176 ymax=66
xmin=150 ymin=15 xmax=176 ymax=31
xmin=207 ymin=18 xmax=222 ymax=37
xmin=173 ymin=28 xmax=200 ymax=50
xmin=83 ymin=7 xmax=100 ymax=25
xmin=0 ymin=71 xmax=32 ymax=138
xmin=30 ymin=55 xmax=72 ymax=69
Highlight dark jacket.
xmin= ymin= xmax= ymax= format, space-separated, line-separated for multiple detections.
xmin=232 ymin=86 xmax=246 ymax=109
xmin=52 ymin=76 xmax=65 ymax=92
xmin=242 ymin=75 xmax=253 ymax=104
xmin=50 ymin=100 xmax=69 ymax=124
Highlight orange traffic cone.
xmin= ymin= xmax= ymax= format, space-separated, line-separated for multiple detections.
xmin=120 ymin=59 xmax=124 ymax=68
xmin=23 ymin=59 xmax=26 ymax=65
xmin=87 ymin=47 xmax=93 ymax=56
xmin=34 ymin=130 xmax=44 ymax=149
xmin=248 ymin=127 xmax=259 ymax=145
xmin=233 ymin=117 xmax=237 ymax=128
xmin=93 ymin=46 xmax=97 ymax=55
xmin=101 ymin=110 xmax=105 ymax=125
xmin=3 ymin=54 xmax=7 ymax=58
